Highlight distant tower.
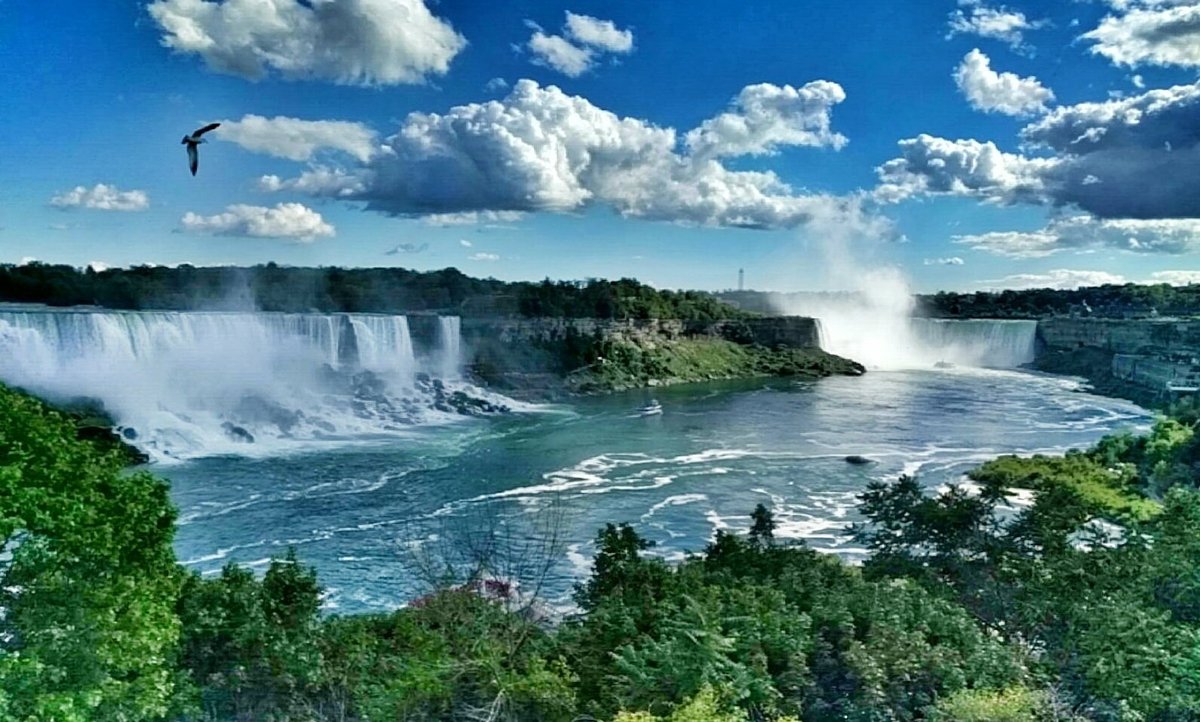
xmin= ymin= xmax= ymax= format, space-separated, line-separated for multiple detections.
xmin=738 ymin=268 xmax=745 ymax=292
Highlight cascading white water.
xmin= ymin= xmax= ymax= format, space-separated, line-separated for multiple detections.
xmin=0 ymin=308 xmax=494 ymax=461
xmin=437 ymin=316 xmax=462 ymax=379
xmin=774 ymin=284 xmax=1037 ymax=370
xmin=909 ymin=319 xmax=1037 ymax=368
xmin=348 ymin=314 xmax=416 ymax=380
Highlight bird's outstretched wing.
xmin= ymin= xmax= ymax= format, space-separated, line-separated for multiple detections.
xmin=187 ymin=143 xmax=199 ymax=176
xmin=193 ymin=122 xmax=221 ymax=137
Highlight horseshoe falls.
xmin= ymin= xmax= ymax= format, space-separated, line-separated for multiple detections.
xmin=0 ymin=308 xmax=484 ymax=461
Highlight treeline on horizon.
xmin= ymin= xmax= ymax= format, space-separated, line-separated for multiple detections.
xmin=719 ymin=285 xmax=1200 ymax=319
xmin=5 ymin=262 xmax=1198 ymax=322
xmin=915 ymin=284 xmax=1200 ymax=319
xmin=0 ymin=262 xmax=744 ymax=321
xmin=5 ymin=381 xmax=1200 ymax=721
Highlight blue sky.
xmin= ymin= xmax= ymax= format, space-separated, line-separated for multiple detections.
xmin=1 ymin=0 xmax=1198 ymax=292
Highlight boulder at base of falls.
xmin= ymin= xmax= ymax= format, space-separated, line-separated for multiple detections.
xmin=443 ymin=390 xmax=511 ymax=416
xmin=221 ymin=422 xmax=255 ymax=444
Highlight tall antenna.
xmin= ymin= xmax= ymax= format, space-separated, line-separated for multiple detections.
xmin=738 ymin=268 xmax=745 ymax=292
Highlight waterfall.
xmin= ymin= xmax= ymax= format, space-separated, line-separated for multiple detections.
xmin=909 ymin=319 xmax=1037 ymax=368
xmin=438 ymin=316 xmax=462 ymax=379
xmin=0 ymin=308 xmax=495 ymax=461
xmin=810 ymin=315 xmax=1037 ymax=370
xmin=348 ymin=314 xmax=416 ymax=381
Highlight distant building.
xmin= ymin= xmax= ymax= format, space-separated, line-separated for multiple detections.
xmin=738 ymin=268 xmax=744 ymax=292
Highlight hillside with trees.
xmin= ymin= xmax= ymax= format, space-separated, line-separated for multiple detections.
xmin=0 ymin=263 xmax=745 ymax=321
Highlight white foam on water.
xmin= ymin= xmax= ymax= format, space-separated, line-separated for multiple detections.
xmin=0 ymin=307 xmax=516 ymax=461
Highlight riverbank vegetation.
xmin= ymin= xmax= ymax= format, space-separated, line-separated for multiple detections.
xmin=915 ymin=284 xmax=1200 ymax=320
xmin=0 ymin=263 xmax=745 ymax=321
xmin=3 ymin=381 xmax=1200 ymax=721
xmin=563 ymin=338 xmax=865 ymax=393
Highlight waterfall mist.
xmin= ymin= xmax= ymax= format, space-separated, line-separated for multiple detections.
xmin=774 ymin=223 xmax=1036 ymax=370
xmin=0 ymin=308 xmax=492 ymax=461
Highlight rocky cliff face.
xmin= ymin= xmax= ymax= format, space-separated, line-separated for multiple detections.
xmin=1036 ymin=318 xmax=1200 ymax=406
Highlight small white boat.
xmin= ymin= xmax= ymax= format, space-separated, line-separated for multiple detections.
xmin=638 ymin=400 xmax=663 ymax=416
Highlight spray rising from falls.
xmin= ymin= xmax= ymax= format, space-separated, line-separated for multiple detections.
xmin=781 ymin=270 xmax=1036 ymax=370
xmin=0 ymin=308 xmax=509 ymax=461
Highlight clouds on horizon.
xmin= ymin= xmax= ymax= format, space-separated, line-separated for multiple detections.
xmin=954 ymin=216 xmax=1200 ymax=258
xmin=980 ymin=268 xmax=1128 ymax=290
xmin=385 ymin=242 xmax=429 ymax=255
xmin=180 ymin=203 xmax=334 ymax=241
xmin=147 ymin=0 xmax=465 ymax=86
xmin=51 ymin=184 xmax=149 ymax=212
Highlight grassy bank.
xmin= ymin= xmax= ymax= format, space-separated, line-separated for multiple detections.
xmin=563 ymin=337 xmax=865 ymax=394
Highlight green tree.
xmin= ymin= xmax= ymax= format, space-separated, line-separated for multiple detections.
xmin=0 ymin=385 xmax=183 ymax=721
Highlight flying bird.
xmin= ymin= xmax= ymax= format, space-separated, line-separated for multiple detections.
xmin=181 ymin=122 xmax=221 ymax=176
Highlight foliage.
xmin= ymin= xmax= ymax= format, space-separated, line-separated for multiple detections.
xmin=0 ymin=384 xmax=183 ymax=721
xmin=0 ymin=263 xmax=747 ymax=321
xmin=968 ymin=452 xmax=1160 ymax=521
xmin=928 ymin=686 xmax=1066 ymax=722
xmin=612 ymin=685 xmax=801 ymax=722
xmin=914 ymin=283 xmax=1200 ymax=319
xmin=857 ymin=467 xmax=1200 ymax=719
xmin=8 ymin=376 xmax=1200 ymax=721
xmin=566 ymin=338 xmax=862 ymax=393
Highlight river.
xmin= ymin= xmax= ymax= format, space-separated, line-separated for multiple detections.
xmin=0 ymin=307 xmax=1150 ymax=613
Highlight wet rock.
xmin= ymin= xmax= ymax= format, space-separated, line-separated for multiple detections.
xmin=446 ymin=390 xmax=510 ymax=416
xmin=221 ymin=422 xmax=255 ymax=444
xmin=232 ymin=396 xmax=302 ymax=433
xmin=844 ymin=455 xmax=875 ymax=465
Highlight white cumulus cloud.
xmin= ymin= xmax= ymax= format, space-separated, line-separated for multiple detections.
xmin=877 ymin=80 xmax=1200 ymax=219
xmin=980 ymin=269 xmax=1127 ymax=290
xmin=218 ymin=115 xmax=378 ymax=162
xmin=954 ymin=49 xmax=1054 ymax=116
xmin=954 ymin=216 xmax=1200 ymax=258
xmin=1150 ymin=270 xmax=1200 ymax=285
xmin=924 ymin=256 xmax=966 ymax=265
xmin=684 ymin=81 xmax=848 ymax=158
xmin=50 ymin=183 xmax=149 ymax=211
xmin=180 ymin=203 xmax=335 ymax=241
xmin=946 ymin=1 xmax=1047 ymax=54
xmin=874 ymin=134 xmax=1058 ymax=204
xmin=1084 ymin=2 xmax=1200 ymax=68
xmin=564 ymin=12 xmax=634 ymax=53
xmin=468 ymin=252 xmax=500 ymax=261
xmin=525 ymin=12 xmax=633 ymax=77
xmin=528 ymin=30 xmax=594 ymax=77
xmin=262 ymin=79 xmax=877 ymax=233
xmin=147 ymin=0 xmax=465 ymax=86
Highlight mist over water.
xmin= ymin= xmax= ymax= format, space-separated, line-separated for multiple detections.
xmin=0 ymin=308 xmax=487 ymax=461
xmin=775 ymin=263 xmax=1035 ymax=369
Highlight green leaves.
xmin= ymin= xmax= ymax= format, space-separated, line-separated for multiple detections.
xmin=0 ymin=384 xmax=183 ymax=721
